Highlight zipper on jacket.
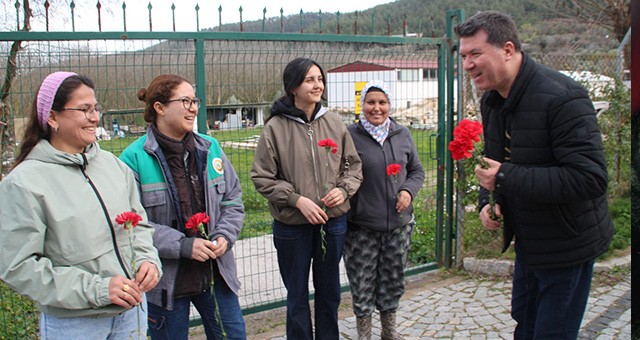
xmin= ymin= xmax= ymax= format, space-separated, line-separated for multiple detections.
xmin=182 ymin=149 xmax=200 ymax=228
xmin=307 ymin=126 xmax=324 ymax=203
xmin=367 ymin=129 xmax=395 ymax=231
xmin=78 ymin=159 xmax=131 ymax=279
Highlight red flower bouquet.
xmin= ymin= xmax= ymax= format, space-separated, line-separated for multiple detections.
xmin=448 ymin=119 xmax=497 ymax=220
xmin=185 ymin=213 xmax=226 ymax=339
xmin=316 ymin=138 xmax=339 ymax=259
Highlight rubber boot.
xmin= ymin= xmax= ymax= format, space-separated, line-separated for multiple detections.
xmin=380 ymin=311 xmax=403 ymax=340
xmin=356 ymin=316 xmax=372 ymax=340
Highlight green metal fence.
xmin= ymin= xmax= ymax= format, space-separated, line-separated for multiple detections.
xmin=0 ymin=6 xmax=463 ymax=336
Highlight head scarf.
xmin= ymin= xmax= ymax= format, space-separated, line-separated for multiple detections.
xmin=360 ymin=79 xmax=393 ymax=146
xmin=36 ymin=71 xmax=77 ymax=131
xmin=360 ymin=79 xmax=392 ymax=112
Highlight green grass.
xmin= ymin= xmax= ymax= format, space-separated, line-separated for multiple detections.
xmin=461 ymin=195 xmax=631 ymax=261
xmin=599 ymin=196 xmax=631 ymax=259
xmin=0 ymin=281 xmax=39 ymax=339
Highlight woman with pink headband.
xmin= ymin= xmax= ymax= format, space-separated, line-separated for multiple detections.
xmin=0 ymin=71 xmax=161 ymax=339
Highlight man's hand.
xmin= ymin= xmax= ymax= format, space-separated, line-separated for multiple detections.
xmin=480 ymin=203 xmax=502 ymax=230
xmin=474 ymin=157 xmax=501 ymax=191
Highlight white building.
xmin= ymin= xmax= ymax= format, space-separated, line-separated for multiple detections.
xmin=327 ymin=59 xmax=440 ymax=113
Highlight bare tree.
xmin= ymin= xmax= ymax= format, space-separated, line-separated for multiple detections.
xmin=0 ymin=0 xmax=31 ymax=179
xmin=555 ymin=0 xmax=631 ymax=67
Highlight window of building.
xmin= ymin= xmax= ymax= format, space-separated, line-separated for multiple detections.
xmin=423 ymin=68 xmax=437 ymax=80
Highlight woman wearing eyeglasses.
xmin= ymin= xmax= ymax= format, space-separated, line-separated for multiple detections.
xmin=0 ymin=71 xmax=161 ymax=339
xmin=120 ymin=74 xmax=246 ymax=339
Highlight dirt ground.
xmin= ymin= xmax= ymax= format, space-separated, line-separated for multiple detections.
xmin=189 ymin=269 xmax=464 ymax=339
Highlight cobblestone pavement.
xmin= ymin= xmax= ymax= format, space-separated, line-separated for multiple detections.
xmin=257 ymin=256 xmax=631 ymax=340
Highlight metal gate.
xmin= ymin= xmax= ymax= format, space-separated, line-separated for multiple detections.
xmin=0 ymin=5 xmax=461 ymax=334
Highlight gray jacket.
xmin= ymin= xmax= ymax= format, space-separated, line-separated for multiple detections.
xmin=347 ymin=119 xmax=425 ymax=231
xmin=120 ymin=128 xmax=244 ymax=310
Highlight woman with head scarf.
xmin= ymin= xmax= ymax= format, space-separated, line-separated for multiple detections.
xmin=345 ymin=79 xmax=425 ymax=339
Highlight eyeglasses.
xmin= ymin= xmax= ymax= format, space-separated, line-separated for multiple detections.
xmin=164 ymin=97 xmax=201 ymax=110
xmin=63 ymin=104 xmax=103 ymax=120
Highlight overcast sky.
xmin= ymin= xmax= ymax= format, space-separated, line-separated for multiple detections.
xmin=2 ymin=0 xmax=396 ymax=32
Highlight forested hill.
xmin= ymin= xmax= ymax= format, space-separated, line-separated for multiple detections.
xmin=209 ymin=0 xmax=619 ymax=55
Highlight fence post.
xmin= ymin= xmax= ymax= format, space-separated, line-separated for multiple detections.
xmin=195 ymin=38 xmax=207 ymax=134
xmin=147 ymin=2 xmax=152 ymax=31
xmin=447 ymin=9 xmax=464 ymax=268
xmin=196 ymin=4 xmax=200 ymax=32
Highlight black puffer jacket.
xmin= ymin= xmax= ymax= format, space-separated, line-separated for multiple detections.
xmin=479 ymin=52 xmax=613 ymax=270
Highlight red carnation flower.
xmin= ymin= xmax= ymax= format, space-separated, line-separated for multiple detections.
xmin=448 ymin=118 xmax=498 ymax=220
xmin=448 ymin=138 xmax=474 ymax=161
xmin=318 ymin=138 xmax=338 ymax=154
xmin=185 ymin=212 xmax=210 ymax=233
xmin=453 ymin=119 xmax=483 ymax=143
xmin=115 ymin=211 xmax=143 ymax=230
xmin=386 ymin=163 xmax=402 ymax=176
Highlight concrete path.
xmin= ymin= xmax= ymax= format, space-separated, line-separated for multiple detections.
xmin=249 ymin=255 xmax=631 ymax=339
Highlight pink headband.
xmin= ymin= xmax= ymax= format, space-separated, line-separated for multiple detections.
xmin=36 ymin=71 xmax=77 ymax=131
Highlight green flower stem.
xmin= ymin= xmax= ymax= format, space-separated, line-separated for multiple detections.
xmin=319 ymin=148 xmax=331 ymax=260
xmin=209 ymin=261 xmax=227 ymax=339
xmin=198 ymin=225 xmax=227 ymax=340
xmin=127 ymin=230 xmax=144 ymax=339
xmin=477 ymin=156 xmax=499 ymax=221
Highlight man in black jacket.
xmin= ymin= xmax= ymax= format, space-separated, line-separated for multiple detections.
xmin=455 ymin=11 xmax=614 ymax=339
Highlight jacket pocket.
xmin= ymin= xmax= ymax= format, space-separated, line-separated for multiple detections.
xmin=209 ymin=177 xmax=226 ymax=194
xmin=142 ymin=190 xmax=166 ymax=208
xmin=552 ymin=201 xmax=594 ymax=237
xmin=327 ymin=215 xmax=347 ymax=235
xmin=215 ymin=183 xmax=226 ymax=194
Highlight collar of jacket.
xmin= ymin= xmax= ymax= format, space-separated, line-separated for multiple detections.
xmin=485 ymin=52 xmax=536 ymax=115
xmin=26 ymin=139 xmax=99 ymax=167
xmin=283 ymin=106 xmax=329 ymax=124
xmin=271 ymin=97 xmax=327 ymax=124
xmin=143 ymin=124 xmax=211 ymax=155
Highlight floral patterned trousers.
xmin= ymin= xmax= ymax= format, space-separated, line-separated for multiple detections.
xmin=343 ymin=219 xmax=414 ymax=318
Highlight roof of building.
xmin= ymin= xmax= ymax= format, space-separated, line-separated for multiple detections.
xmin=328 ymin=59 xmax=438 ymax=73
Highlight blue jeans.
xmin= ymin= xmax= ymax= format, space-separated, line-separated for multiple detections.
xmin=40 ymin=296 xmax=148 ymax=339
xmin=273 ymin=214 xmax=347 ymax=340
xmin=148 ymin=282 xmax=245 ymax=340
xmin=511 ymin=245 xmax=594 ymax=339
